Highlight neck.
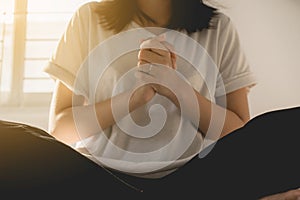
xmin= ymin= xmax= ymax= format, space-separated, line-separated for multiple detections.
xmin=135 ymin=0 xmax=171 ymax=27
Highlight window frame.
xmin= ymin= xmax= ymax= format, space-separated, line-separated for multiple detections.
xmin=0 ymin=0 xmax=87 ymax=107
xmin=9 ymin=0 xmax=28 ymax=106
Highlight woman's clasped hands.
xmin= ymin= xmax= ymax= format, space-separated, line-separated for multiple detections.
xmin=131 ymin=35 xmax=189 ymax=108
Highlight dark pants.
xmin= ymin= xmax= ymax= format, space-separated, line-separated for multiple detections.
xmin=1 ymin=107 xmax=300 ymax=199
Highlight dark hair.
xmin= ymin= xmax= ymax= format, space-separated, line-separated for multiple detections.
xmin=94 ymin=0 xmax=219 ymax=34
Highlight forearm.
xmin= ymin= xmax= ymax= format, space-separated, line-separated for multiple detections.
xmin=194 ymin=91 xmax=246 ymax=139
xmin=168 ymin=89 xmax=247 ymax=140
xmin=51 ymin=91 xmax=142 ymax=145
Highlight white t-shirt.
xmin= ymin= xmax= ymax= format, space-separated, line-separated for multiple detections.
xmin=44 ymin=2 xmax=257 ymax=178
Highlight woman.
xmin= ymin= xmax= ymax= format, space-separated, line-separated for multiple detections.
xmin=35 ymin=0 xmax=298 ymax=199
xmin=45 ymin=0 xmax=256 ymax=177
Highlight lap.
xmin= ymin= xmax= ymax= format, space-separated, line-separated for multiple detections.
xmin=1 ymin=106 xmax=299 ymax=198
xmin=117 ymin=107 xmax=300 ymax=198
xmin=0 ymin=120 xmax=132 ymax=197
xmin=161 ymin=106 xmax=300 ymax=198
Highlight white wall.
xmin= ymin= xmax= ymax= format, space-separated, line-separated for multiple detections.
xmin=0 ymin=107 xmax=50 ymax=132
xmin=217 ymin=0 xmax=300 ymax=117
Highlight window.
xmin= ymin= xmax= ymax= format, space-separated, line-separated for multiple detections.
xmin=0 ymin=0 xmax=90 ymax=107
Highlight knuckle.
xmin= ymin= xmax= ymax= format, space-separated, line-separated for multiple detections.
xmin=166 ymin=51 xmax=171 ymax=57
xmin=161 ymin=57 xmax=170 ymax=66
xmin=138 ymin=49 xmax=145 ymax=58
xmin=138 ymin=60 xmax=145 ymax=64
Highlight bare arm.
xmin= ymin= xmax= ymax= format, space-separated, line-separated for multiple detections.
xmin=197 ymin=87 xmax=250 ymax=139
xmin=138 ymin=42 xmax=251 ymax=139
xmin=48 ymin=80 xmax=155 ymax=145
xmin=165 ymin=86 xmax=250 ymax=139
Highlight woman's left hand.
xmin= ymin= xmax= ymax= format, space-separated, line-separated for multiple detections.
xmin=138 ymin=46 xmax=176 ymax=69
xmin=138 ymin=36 xmax=177 ymax=69
xmin=135 ymin=62 xmax=192 ymax=107
xmin=137 ymin=40 xmax=183 ymax=101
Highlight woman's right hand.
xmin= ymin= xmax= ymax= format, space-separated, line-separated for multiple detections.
xmin=129 ymin=82 xmax=156 ymax=111
xmin=129 ymin=60 xmax=156 ymax=110
xmin=129 ymin=36 xmax=176 ymax=110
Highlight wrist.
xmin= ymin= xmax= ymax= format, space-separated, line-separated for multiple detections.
xmin=165 ymin=88 xmax=181 ymax=108
xmin=129 ymin=92 xmax=143 ymax=112
xmin=129 ymin=86 xmax=154 ymax=112
xmin=166 ymin=81 xmax=192 ymax=108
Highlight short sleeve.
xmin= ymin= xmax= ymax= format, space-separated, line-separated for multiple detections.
xmin=43 ymin=3 xmax=91 ymax=93
xmin=215 ymin=15 xmax=257 ymax=97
